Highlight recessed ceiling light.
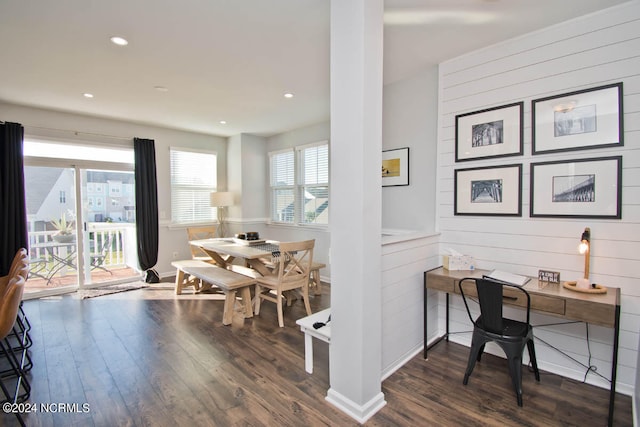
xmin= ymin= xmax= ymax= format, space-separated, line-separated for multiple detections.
xmin=83 ymin=93 xmax=94 ymax=98
xmin=219 ymin=120 xmax=227 ymax=125
xmin=284 ymin=93 xmax=294 ymax=98
xmin=110 ymin=36 xmax=129 ymax=46
xmin=154 ymin=86 xmax=169 ymax=92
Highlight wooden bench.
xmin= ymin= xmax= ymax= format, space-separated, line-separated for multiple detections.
xmin=172 ymin=259 xmax=256 ymax=325
xmin=296 ymin=308 xmax=331 ymax=373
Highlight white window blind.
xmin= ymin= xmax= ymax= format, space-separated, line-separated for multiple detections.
xmin=270 ymin=149 xmax=295 ymax=223
xmin=299 ymin=144 xmax=329 ymax=224
xmin=170 ymin=148 xmax=217 ymax=224
xmin=269 ymin=141 xmax=329 ymax=225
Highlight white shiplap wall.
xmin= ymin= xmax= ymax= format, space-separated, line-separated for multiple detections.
xmin=381 ymin=234 xmax=440 ymax=378
xmin=436 ymin=2 xmax=640 ymax=395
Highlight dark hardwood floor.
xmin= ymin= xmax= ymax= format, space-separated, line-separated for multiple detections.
xmin=2 ymin=282 xmax=632 ymax=426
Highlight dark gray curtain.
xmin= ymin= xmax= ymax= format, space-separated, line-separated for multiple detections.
xmin=134 ymin=138 xmax=159 ymax=283
xmin=0 ymin=122 xmax=28 ymax=276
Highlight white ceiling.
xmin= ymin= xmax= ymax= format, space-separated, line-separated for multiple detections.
xmin=0 ymin=0 xmax=630 ymax=138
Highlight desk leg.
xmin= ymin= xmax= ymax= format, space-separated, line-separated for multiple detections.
xmin=608 ymin=304 xmax=621 ymax=427
xmin=424 ymin=272 xmax=428 ymax=359
xmin=424 ymin=291 xmax=450 ymax=359
xmin=445 ymin=293 xmax=449 ymax=341
xmin=304 ymin=333 xmax=314 ymax=374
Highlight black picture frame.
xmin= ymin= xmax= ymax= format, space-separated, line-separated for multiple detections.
xmin=382 ymin=147 xmax=409 ymax=187
xmin=532 ymin=82 xmax=623 ymax=155
xmin=454 ymin=164 xmax=522 ymax=216
xmin=455 ymin=102 xmax=523 ymax=162
xmin=530 ymin=156 xmax=622 ymax=219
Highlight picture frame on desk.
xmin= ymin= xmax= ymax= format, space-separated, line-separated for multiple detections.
xmin=455 ymin=102 xmax=523 ymax=162
xmin=454 ymin=163 xmax=522 ymax=216
xmin=530 ymin=156 xmax=622 ymax=219
xmin=532 ymin=82 xmax=623 ymax=155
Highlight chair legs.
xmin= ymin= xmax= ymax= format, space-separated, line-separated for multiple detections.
xmin=463 ymin=334 xmax=487 ymax=385
xmin=527 ymin=339 xmax=541 ymax=381
xmin=254 ymin=284 xmax=312 ymax=328
xmin=463 ymin=330 xmax=539 ymax=407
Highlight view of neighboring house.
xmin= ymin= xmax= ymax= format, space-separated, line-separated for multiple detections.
xmin=24 ymin=167 xmax=135 ymax=234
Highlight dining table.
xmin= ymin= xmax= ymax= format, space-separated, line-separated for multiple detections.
xmin=188 ymin=238 xmax=281 ymax=277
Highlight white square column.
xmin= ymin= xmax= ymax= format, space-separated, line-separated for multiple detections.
xmin=326 ymin=0 xmax=386 ymax=423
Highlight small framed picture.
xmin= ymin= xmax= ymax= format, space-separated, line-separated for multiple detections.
xmin=455 ymin=102 xmax=523 ymax=162
xmin=532 ymin=82 xmax=623 ymax=154
xmin=382 ymin=147 xmax=409 ymax=187
xmin=530 ymin=156 xmax=622 ymax=219
xmin=454 ymin=164 xmax=522 ymax=216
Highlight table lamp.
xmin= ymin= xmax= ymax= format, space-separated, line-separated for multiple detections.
xmin=576 ymin=227 xmax=591 ymax=289
xmin=210 ymin=192 xmax=234 ymax=238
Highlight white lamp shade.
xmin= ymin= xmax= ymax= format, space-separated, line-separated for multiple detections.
xmin=210 ymin=192 xmax=234 ymax=207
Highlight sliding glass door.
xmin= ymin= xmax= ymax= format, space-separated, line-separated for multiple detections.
xmin=24 ymin=165 xmax=79 ymax=294
xmin=80 ymin=168 xmax=138 ymax=287
xmin=23 ymin=140 xmax=142 ymax=297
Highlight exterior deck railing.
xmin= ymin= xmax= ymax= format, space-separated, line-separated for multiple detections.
xmin=28 ymin=222 xmax=136 ymax=271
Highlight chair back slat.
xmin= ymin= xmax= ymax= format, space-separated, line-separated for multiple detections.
xmin=476 ymin=279 xmax=504 ymax=333
xmin=187 ymin=225 xmax=217 ymax=259
xmin=459 ymin=276 xmax=532 ymax=333
xmin=275 ymin=240 xmax=314 ymax=287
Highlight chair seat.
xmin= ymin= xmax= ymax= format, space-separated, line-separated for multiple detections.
xmin=475 ymin=316 xmax=530 ymax=338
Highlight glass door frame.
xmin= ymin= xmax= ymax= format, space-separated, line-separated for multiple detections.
xmin=23 ymin=156 xmax=138 ymax=299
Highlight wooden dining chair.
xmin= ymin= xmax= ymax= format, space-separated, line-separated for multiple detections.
xmin=186 ymin=225 xmax=218 ymax=262
xmin=254 ymin=239 xmax=315 ymax=327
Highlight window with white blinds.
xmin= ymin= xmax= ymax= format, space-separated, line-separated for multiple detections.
xmin=269 ymin=141 xmax=329 ymax=225
xmin=170 ymin=148 xmax=217 ymax=224
xmin=299 ymin=144 xmax=328 ymax=224
xmin=270 ymin=149 xmax=295 ymax=223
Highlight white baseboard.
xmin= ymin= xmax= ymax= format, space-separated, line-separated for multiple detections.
xmin=325 ymin=388 xmax=386 ymax=424
xmin=381 ymin=344 xmax=423 ymax=381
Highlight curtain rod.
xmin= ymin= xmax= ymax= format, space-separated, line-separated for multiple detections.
xmin=24 ymin=125 xmax=133 ymax=142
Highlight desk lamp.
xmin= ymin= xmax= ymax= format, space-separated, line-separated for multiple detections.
xmin=576 ymin=227 xmax=591 ymax=289
xmin=210 ymin=192 xmax=234 ymax=238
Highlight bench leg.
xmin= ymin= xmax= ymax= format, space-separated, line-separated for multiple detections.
xmin=175 ymin=269 xmax=185 ymax=295
xmin=222 ymin=290 xmax=238 ymax=325
xmin=240 ymin=287 xmax=253 ymax=319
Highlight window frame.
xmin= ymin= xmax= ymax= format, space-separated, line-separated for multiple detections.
xmin=169 ymin=146 xmax=218 ymax=226
xmin=268 ymin=140 xmax=329 ymax=227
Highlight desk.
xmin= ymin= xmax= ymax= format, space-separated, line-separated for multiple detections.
xmin=296 ymin=308 xmax=331 ymax=374
xmin=424 ymin=267 xmax=621 ymax=426
xmin=189 ymin=238 xmax=278 ymax=276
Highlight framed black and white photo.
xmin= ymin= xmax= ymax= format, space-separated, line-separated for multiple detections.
xmin=532 ymin=82 xmax=623 ymax=154
xmin=382 ymin=147 xmax=409 ymax=187
xmin=454 ymin=164 xmax=522 ymax=216
xmin=455 ymin=102 xmax=523 ymax=162
xmin=530 ymin=156 xmax=622 ymax=219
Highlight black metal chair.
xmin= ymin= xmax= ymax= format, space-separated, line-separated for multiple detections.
xmin=458 ymin=277 xmax=540 ymax=406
